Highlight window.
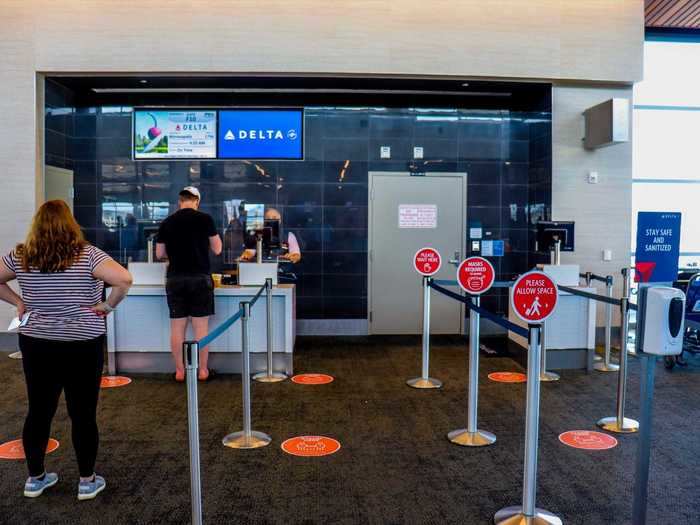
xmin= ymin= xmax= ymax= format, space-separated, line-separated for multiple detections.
xmin=633 ymin=37 xmax=700 ymax=268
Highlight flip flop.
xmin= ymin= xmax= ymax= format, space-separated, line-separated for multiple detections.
xmin=198 ymin=368 xmax=217 ymax=382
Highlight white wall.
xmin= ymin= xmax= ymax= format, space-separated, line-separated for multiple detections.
xmin=0 ymin=0 xmax=643 ymax=330
xmin=553 ymin=84 xmax=634 ymax=325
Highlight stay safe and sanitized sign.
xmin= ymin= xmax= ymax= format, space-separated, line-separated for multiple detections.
xmin=511 ymin=271 xmax=558 ymax=323
xmin=634 ymin=211 xmax=682 ymax=283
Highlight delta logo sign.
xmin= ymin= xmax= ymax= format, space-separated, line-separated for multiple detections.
xmin=218 ymin=110 xmax=303 ymax=159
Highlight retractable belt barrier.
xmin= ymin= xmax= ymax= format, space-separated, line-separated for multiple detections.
xmin=432 ymin=278 xmax=514 ymax=289
xmin=559 ymin=285 xmax=621 ymax=307
xmin=560 ymin=283 xmax=638 ymax=311
xmin=198 ymin=308 xmax=244 ymax=349
xmin=248 ymin=281 xmax=266 ymax=308
xmin=579 ymin=271 xmax=610 ymax=284
xmin=182 ymin=281 xmax=272 ymax=525
xmin=429 ymin=281 xmax=529 ymax=339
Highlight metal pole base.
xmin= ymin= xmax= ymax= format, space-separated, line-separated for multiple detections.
xmin=406 ymin=377 xmax=442 ymax=389
xmin=222 ymin=430 xmax=272 ymax=449
xmin=593 ymin=362 xmax=620 ymax=372
xmin=8 ymin=351 xmax=22 ymax=360
xmin=494 ymin=506 xmax=562 ymax=525
xmin=447 ymin=428 xmax=496 ymax=447
xmin=539 ymin=371 xmax=560 ymax=382
xmin=596 ymin=416 xmax=639 ymax=434
xmin=252 ymin=372 xmax=288 ymax=383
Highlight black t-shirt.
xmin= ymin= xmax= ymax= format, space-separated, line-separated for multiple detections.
xmin=157 ymin=208 xmax=217 ymax=276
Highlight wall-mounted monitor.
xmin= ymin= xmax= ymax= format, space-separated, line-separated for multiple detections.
xmin=218 ymin=109 xmax=303 ymax=160
xmin=133 ymin=109 xmax=217 ymax=159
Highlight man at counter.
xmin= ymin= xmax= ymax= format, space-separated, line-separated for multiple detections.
xmin=156 ymin=186 xmax=222 ymax=382
xmin=240 ymin=208 xmax=301 ymax=263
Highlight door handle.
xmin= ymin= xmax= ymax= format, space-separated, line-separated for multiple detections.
xmin=448 ymin=251 xmax=461 ymax=266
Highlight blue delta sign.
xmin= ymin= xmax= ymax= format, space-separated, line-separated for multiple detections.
xmin=634 ymin=211 xmax=682 ymax=283
xmin=218 ymin=110 xmax=303 ymax=159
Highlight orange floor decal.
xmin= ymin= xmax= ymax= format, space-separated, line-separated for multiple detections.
xmin=0 ymin=438 xmax=60 ymax=460
xmin=291 ymin=373 xmax=334 ymax=385
xmin=488 ymin=372 xmax=527 ymax=383
xmin=281 ymin=436 xmax=341 ymax=457
xmin=559 ymin=430 xmax=618 ymax=451
xmin=100 ymin=376 xmax=132 ymax=388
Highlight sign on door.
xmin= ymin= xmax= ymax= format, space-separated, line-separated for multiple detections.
xmin=399 ymin=204 xmax=437 ymax=229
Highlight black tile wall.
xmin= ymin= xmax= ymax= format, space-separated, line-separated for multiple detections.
xmin=47 ymin=96 xmax=551 ymax=319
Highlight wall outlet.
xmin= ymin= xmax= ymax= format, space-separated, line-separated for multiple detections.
xmin=603 ymin=249 xmax=612 ymax=261
xmin=588 ymin=171 xmax=599 ymax=184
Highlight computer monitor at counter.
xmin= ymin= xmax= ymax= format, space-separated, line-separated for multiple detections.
xmin=245 ymin=218 xmax=281 ymax=253
xmin=536 ymin=221 xmax=575 ymax=253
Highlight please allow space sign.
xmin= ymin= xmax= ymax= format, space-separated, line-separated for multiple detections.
xmin=399 ymin=205 xmax=437 ymax=229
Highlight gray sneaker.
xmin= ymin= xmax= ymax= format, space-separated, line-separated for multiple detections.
xmin=77 ymin=475 xmax=106 ymax=501
xmin=24 ymin=472 xmax=58 ymax=498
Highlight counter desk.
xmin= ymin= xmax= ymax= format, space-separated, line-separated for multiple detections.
xmin=508 ymin=285 xmax=597 ymax=371
xmin=106 ymin=284 xmax=296 ymax=375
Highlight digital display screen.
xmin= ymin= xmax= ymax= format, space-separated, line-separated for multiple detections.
xmin=244 ymin=203 xmax=265 ymax=231
xmin=133 ymin=110 xmax=216 ymax=159
xmin=218 ymin=110 xmax=303 ymax=159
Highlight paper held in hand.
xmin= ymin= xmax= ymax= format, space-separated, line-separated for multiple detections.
xmin=7 ymin=313 xmax=30 ymax=332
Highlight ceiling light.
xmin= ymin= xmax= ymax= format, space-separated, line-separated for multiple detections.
xmin=461 ymin=82 xmax=470 ymax=87
xmin=139 ymin=79 xmax=148 ymax=84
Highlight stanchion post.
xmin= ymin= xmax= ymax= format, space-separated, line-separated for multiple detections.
xmin=253 ymin=278 xmax=287 ymax=383
xmin=407 ymin=276 xmax=442 ymax=389
xmin=597 ymin=268 xmax=639 ymax=433
xmin=223 ymin=302 xmax=272 ymax=449
xmin=494 ymin=325 xmax=562 ymax=525
xmin=539 ymin=320 xmax=560 ymax=382
xmin=632 ymin=354 xmax=656 ymax=525
xmin=595 ymin=275 xmax=619 ymax=372
xmin=183 ymin=341 xmax=203 ymax=525
xmin=448 ymin=296 xmax=495 ymax=446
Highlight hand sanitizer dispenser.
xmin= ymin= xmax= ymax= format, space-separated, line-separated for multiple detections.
xmin=639 ymin=287 xmax=685 ymax=356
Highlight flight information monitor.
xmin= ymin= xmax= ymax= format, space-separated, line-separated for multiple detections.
xmin=133 ymin=110 xmax=217 ymax=159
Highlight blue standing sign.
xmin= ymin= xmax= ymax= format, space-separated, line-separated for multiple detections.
xmin=634 ymin=211 xmax=682 ymax=283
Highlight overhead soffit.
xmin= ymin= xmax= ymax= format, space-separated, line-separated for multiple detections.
xmin=646 ymin=0 xmax=700 ymax=29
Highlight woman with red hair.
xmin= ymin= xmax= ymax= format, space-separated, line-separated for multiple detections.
xmin=0 ymin=200 xmax=132 ymax=500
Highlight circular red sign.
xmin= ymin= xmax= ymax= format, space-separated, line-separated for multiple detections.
xmin=100 ymin=376 xmax=132 ymax=388
xmin=0 ymin=438 xmax=60 ymax=460
xmin=457 ymin=257 xmax=495 ymax=294
xmin=281 ymin=436 xmax=341 ymax=457
xmin=511 ymin=271 xmax=558 ymax=323
xmin=413 ymin=247 xmax=442 ymax=276
xmin=559 ymin=430 xmax=618 ymax=450
xmin=291 ymin=373 xmax=334 ymax=385
xmin=488 ymin=371 xmax=527 ymax=383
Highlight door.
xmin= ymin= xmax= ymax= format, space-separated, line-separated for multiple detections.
xmin=368 ymin=172 xmax=466 ymax=334
xmin=45 ymin=165 xmax=74 ymax=211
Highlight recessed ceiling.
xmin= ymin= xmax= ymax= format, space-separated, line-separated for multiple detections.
xmin=646 ymin=0 xmax=700 ymax=29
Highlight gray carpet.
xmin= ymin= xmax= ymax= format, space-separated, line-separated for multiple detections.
xmin=0 ymin=336 xmax=699 ymax=524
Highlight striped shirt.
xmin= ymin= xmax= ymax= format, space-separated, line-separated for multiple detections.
xmin=2 ymin=245 xmax=112 ymax=341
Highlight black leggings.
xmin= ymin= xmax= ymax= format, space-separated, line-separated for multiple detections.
xmin=19 ymin=334 xmax=104 ymax=478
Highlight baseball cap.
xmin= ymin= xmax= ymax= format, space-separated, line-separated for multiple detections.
xmin=179 ymin=186 xmax=201 ymax=200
